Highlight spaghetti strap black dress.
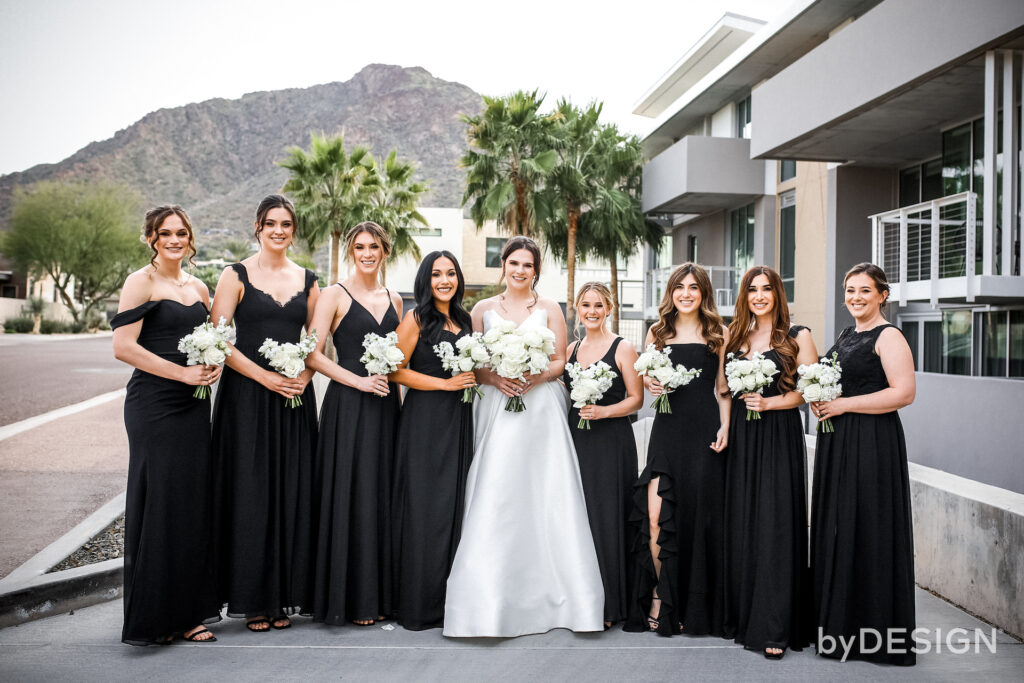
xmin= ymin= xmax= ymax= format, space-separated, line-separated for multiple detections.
xmin=723 ymin=325 xmax=812 ymax=653
xmin=112 ymin=299 xmax=221 ymax=645
xmin=312 ymin=284 xmax=400 ymax=625
xmin=562 ymin=337 xmax=638 ymax=625
xmin=811 ymin=324 xmax=916 ymax=665
xmin=624 ymin=343 xmax=725 ymax=636
xmin=391 ymin=327 xmax=474 ymax=630
xmin=212 ymin=263 xmax=318 ymax=618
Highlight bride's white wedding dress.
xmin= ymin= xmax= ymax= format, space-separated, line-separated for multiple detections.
xmin=443 ymin=308 xmax=604 ymax=637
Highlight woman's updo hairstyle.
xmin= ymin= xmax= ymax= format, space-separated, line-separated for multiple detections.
xmin=142 ymin=205 xmax=197 ymax=270
xmin=844 ymin=262 xmax=891 ymax=313
xmin=344 ymin=221 xmax=392 ymax=263
xmin=254 ymin=194 xmax=297 ymax=242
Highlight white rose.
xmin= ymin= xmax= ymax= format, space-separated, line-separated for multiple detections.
xmin=470 ymin=346 xmax=489 ymax=363
xmin=457 ymin=357 xmax=475 ymax=373
xmin=201 ymin=347 xmax=226 ymax=366
xmin=384 ymin=346 xmax=405 ymax=364
xmin=651 ymin=366 xmax=676 ymax=386
xmin=802 ymin=383 xmax=822 ymax=401
xmin=282 ymin=357 xmax=305 ymax=378
xmin=728 ymin=377 xmax=743 ymax=394
xmin=741 ymin=375 xmax=757 ymax=391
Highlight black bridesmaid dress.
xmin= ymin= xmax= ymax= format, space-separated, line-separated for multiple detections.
xmin=113 ymin=300 xmax=221 ymax=645
xmin=312 ymin=284 xmax=400 ymax=625
xmin=212 ymin=263 xmax=318 ymax=618
xmin=391 ymin=328 xmax=474 ymax=630
xmin=811 ymin=324 xmax=916 ymax=665
xmin=624 ymin=343 xmax=725 ymax=636
xmin=723 ymin=325 xmax=812 ymax=653
xmin=563 ymin=337 xmax=638 ymax=625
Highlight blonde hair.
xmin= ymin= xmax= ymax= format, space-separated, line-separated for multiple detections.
xmin=344 ymin=221 xmax=392 ymax=262
xmin=573 ymin=281 xmax=614 ymax=341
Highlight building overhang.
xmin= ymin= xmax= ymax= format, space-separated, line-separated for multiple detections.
xmin=642 ymin=136 xmax=764 ymax=215
xmin=639 ymin=0 xmax=884 ymax=159
xmin=750 ymin=0 xmax=1024 ymax=164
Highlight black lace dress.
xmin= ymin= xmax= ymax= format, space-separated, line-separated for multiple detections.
xmin=391 ymin=327 xmax=474 ymax=630
xmin=312 ymin=284 xmax=400 ymax=625
xmin=624 ymin=343 xmax=725 ymax=636
xmin=723 ymin=325 xmax=812 ymax=653
xmin=112 ymin=300 xmax=221 ymax=645
xmin=811 ymin=324 xmax=916 ymax=665
xmin=212 ymin=263 xmax=319 ymax=618
xmin=562 ymin=337 xmax=638 ymax=625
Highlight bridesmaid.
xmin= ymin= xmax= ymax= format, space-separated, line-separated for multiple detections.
xmin=390 ymin=251 xmax=477 ymax=630
xmin=307 ymin=221 xmax=403 ymax=626
xmin=112 ymin=205 xmax=220 ymax=644
xmin=809 ymin=263 xmax=917 ymax=666
xmin=625 ymin=262 xmax=730 ymax=637
xmin=722 ymin=266 xmax=817 ymax=659
xmin=210 ymin=194 xmax=319 ymax=631
xmin=562 ymin=282 xmax=642 ymax=628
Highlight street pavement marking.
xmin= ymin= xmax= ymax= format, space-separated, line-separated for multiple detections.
xmin=0 ymin=389 xmax=126 ymax=443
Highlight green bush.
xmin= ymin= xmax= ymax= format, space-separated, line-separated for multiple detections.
xmin=39 ymin=319 xmax=72 ymax=334
xmin=4 ymin=316 xmax=34 ymax=333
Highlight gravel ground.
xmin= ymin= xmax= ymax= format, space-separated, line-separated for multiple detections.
xmin=48 ymin=515 xmax=124 ymax=572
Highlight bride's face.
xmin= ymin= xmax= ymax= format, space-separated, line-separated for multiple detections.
xmin=503 ymin=249 xmax=535 ymax=292
xmin=578 ymin=290 xmax=609 ymax=331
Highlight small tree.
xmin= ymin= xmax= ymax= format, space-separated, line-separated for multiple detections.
xmin=2 ymin=182 xmax=147 ymax=324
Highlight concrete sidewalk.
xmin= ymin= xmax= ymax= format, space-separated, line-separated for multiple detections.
xmin=0 ymin=589 xmax=1020 ymax=681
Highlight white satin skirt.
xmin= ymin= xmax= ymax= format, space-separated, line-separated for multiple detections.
xmin=442 ymin=381 xmax=605 ymax=637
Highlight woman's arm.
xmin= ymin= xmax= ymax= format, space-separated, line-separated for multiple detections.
xmin=813 ymin=326 xmax=916 ymax=419
xmin=112 ymin=272 xmax=211 ymax=386
xmin=711 ymin=326 xmax=730 ymax=452
xmin=578 ymin=339 xmax=643 ymax=421
xmin=390 ymin=311 xmax=476 ymax=392
xmin=304 ymin=286 xmax=389 ymax=396
xmin=210 ymin=267 xmax=303 ymax=400
xmin=746 ymin=328 xmax=819 ymax=412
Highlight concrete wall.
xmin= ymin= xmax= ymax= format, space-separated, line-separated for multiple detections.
xmin=753 ymin=195 xmax=776 ymax=267
xmin=786 ymin=161 xmax=830 ymax=351
xmin=671 ymin=211 xmax=726 ymax=267
xmin=902 ymin=373 xmax=1024 ymax=495
xmin=751 ymin=0 xmax=1024 ymax=158
xmin=642 ymin=136 xmax=765 ymax=214
xmin=0 ymin=298 xmax=74 ymax=324
xmin=824 ymin=165 xmax=897 ymax=344
xmin=711 ymin=103 xmax=735 ymax=138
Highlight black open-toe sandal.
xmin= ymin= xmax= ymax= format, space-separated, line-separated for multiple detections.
xmin=183 ymin=627 xmax=217 ymax=643
xmin=647 ymin=595 xmax=662 ymax=631
xmin=246 ymin=617 xmax=270 ymax=632
xmin=271 ymin=616 xmax=291 ymax=630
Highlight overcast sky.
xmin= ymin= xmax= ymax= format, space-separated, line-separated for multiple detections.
xmin=0 ymin=0 xmax=793 ymax=176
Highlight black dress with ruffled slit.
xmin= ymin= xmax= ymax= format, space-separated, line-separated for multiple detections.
xmin=312 ymin=284 xmax=400 ymax=625
xmin=212 ymin=263 xmax=319 ymax=618
xmin=811 ymin=324 xmax=916 ymax=665
xmin=113 ymin=299 xmax=222 ymax=645
xmin=722 ymin=325 xmax=812 ymax=653
xmin=624 ymin=343 xmax=725 ymax=636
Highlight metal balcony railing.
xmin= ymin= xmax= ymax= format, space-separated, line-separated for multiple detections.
xmin=870 ymin=192 xmax=978 ymax=304
xmin=644 ymin=265 xmax=741 ymax=319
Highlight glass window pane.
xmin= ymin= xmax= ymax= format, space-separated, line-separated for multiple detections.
xmin=922 ymin=159 xmax=943 ymax=201
xmin=780 ymin=204 xmax=796 ymax=301
xmin=980 ymin=311 xmax=1008 ymax=377
xmin=899 ymin=166 xmax=921 ymax=207
xmin=780 ymin=160 xmax=796 ymax=182
xmin=942 ymin=123 xmax=971 ymax=196
xmin=901 ymin=321 xmax=919 ymax=370
xmin=942 ymin=310 xmax=972 ymax=375
xmin=485 ymin=238 xmax=507 ymax=268
xmin=924 ymin=321 xmax=943 ymax=372
xmin=1010 ymin=310 xmax=1024 ymax=378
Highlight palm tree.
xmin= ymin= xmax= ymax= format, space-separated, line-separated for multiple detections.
xmin=222 ymin=239 xmax=252 ymax=262
xmin=363 ymin=149 xmax=429 ymax=276
xmin=460 ymin=90 xmax=558 ymax=237
xmin=279 ymin=132 xmax=376 ymax=284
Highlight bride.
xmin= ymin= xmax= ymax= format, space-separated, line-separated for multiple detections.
xmin=443 ymin=236 xmax=604 ymax=637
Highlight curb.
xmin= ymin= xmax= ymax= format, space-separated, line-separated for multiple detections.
xmin=0 ymin=492 xmax=125 ymax=629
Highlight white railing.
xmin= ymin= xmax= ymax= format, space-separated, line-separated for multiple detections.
xmin=644 ymin=265 xmax=741 ymax=319
xmin=870 ymin=191 xmax=977 ymax=305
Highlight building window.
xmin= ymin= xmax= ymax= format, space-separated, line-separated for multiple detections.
xmin=976 ymin=309 xmax=1024 ymax=378
xmin=485 ymin=238 xmax=508 ymax=268
xmin=729 ymin=203 xmax=755 ymax=294
xmin=736 ymin=95 xmax=751 ymax=139
xmin=686 ymin=235 xmax=698 ymax=263
xmin=901 ymin=320 xmax=920 ymax=369
xmin=779 ymin=191 xmax=795 ymax=302
xmin=407 ymin=226 xmax=442 ymax=237
xmin=779 ymin=160 xmax=796 ymax=182
xmin=923 ymin=310 xmax=972 ymax=376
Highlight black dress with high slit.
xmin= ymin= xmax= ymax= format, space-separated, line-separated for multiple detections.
xmin=312 ymin=284 xmax=400 ymax=625
xmin=723 ymin=325 xmax=812 ymax=653
xmin=811 ymin=324 xmax=916 ymax=665
xmin=212 ymin=263 xmax=318 ymax=618
xmin=392 ymin=327 xmax=474 ymax=630
xmin=113 ymin=299 xmax=221 ymax=645
xmin=562 ymin=337 xmax=637 ymax=625
xmin=624 ymin=343 xmax=725 ymax=636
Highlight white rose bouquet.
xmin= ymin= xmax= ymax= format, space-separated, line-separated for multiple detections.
xmin=725 ymin=351 xmax=779 ymax=421
xmin=633 ymin=343 xmax=702 ymax=414
xmin=566 ymin=360 xmax=617 ymax=430
xmin=434 ymin=332 xmax=489 ymax=403
xmin=483 ymin=319 xmax=556 ymax=412
xmin=797 ymin=352 xmax=843 ymax=432
xmin=258 ymin=330 xmax=318 ymax=408
xmin=359 ymin=331 xmax=405 ymax=396
xmin=177 ymin=316 xmax=235 ymax=399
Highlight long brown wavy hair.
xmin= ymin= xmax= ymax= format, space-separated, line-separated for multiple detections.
xmin=649 ymin=262 xmax=724 ymax=353
xmin=726 ymin=265 xmax=799 ymax=392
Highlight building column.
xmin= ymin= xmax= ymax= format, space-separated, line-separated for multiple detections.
xmin=983 ymin=51 xmax=998 ymax=276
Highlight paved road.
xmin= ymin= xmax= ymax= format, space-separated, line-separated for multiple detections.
xmin=0 ymin=334 xmax=131 ymax=426
xmin=0 ymin=590 xmax=1020 ymax=681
